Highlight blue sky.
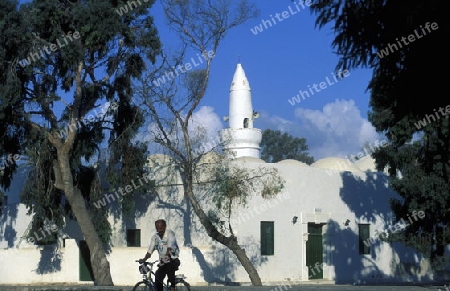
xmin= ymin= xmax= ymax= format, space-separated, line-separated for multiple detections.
xmin=149 ymin=0 xmax=383 ymax=160
xmin=15 ymin=0 xmax=384 ymax=161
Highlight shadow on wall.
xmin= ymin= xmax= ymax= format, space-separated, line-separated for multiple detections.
xmin=119 ymin=183 xmax=158 ymax=239
xmin=189 ymin=236 xmax=267 ymax=285
xmin=328 ymin=171 xmax=434 ymax=284
xmin=1 ymin=165 xmax=34 ymax=247
xmin=0 ymin=205 xmax=19 ymax=248
xmin=36 ymin=245 xmax=62 ymax=274
xmin=1 ymin=167 xmax=29 ymax=245
xmin=191 ymin=245 xmax=238 ymax=285
xmin=1 ymin=205 xmax=62 ymax=274
xmin=339 ymin=171 xmax=397 ymax=223
xmin=326 ymin=220 xmax=381 ymax=284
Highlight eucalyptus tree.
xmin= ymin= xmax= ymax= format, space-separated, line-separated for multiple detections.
xmin=0 ymin=0 xmax=160 ymax=285
xmin=308 ymin=0 xmax=447 ymax=267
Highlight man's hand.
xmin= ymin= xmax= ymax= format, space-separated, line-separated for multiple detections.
xmin=139 ymin=252 xmax=151 ymax=263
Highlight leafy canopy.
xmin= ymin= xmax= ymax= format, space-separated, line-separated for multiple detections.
xmin=309 ymin=0 xmax=447 ymax=266
xmin=260 ymin=129 xmax=314 ymax=164
xmin=0 ymin=0 xmax=161 ymax=244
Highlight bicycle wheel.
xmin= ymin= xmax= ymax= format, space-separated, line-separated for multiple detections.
xmin=174 ymin=279 xmax=191 ymax=291
xmin=132 ymin=280 xmax=154 ymax=291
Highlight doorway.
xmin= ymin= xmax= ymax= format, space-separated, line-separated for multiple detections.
xmin=79 ymin=240 xmax=94 ymax=281
xmin=306 ymin=223 xmax=323 ymax=279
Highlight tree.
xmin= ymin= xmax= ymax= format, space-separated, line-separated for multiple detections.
xmin=0 ymin=0 xmax=160 ymax=285
xmin=308 ymin=0 xmax=448 ymax=268
xmin=137 ymin=0 xmax=285 ymax=285
xmin=260 ymin=129 xmax=315 ymax=164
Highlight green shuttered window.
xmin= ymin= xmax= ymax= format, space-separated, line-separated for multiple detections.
xmin=127 ymin=229 xmax=141 ymax=247
xmin=261 ymin=221 xmax=274 ymax=255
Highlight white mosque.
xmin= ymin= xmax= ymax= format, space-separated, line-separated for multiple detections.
xmin=0 ymin=63 xmax=448 ymax=286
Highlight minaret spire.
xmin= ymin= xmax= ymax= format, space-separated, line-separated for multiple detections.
xmin=220 ymin=63 xmax=262 ymax=159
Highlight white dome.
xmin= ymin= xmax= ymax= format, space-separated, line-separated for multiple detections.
xmin=197 ymin=151 xmax=222 ymax=164
xmin=353 ymin=155 xmax=377 ymax=172
xmin=234 ymin=156 xmax=265 ymax=163
xmin=277 ymin=159 xmax=309 ymax=167
xmin=310 ymin=157 xmax=363 ymax=173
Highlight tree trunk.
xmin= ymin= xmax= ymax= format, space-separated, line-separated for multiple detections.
xmin=55 ymin=151 xmax=114 ymax=286
xmin=228 ymin=239 xmax=262 ymax=286
xmin=46 ymin=60 xmax=114 ymax=286
xmin=183 ymin=170 xmax=262 ymax=286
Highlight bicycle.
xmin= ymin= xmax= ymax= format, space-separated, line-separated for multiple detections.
xmin=132 ymin=259 xmax=191 ymax=291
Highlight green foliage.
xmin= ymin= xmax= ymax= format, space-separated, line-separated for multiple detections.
xmin=260 ymin=129 xmax=315 ymax=164
xmin=210 ymin=159 xmax=285 ymax=232
xmin=309 ymin=0 xmax=448 ymax=265
xmin=0 ymin=1 xmax=26 ymax=192
xmin=20 ymin=138 xmax=65 ymax=244
xmin=212 ymin=165 xmax=253 ymax=212
xmin=106 ymin=141 xmax=155 ymax=218
xmin=0 ymin=0 xmax=161 ymax=248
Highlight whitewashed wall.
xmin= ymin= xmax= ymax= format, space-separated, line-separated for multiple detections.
xmin=1 ymin=155 xmax=448 ymax=286
xmin=0 ymin=238 xmax=80 ymax=285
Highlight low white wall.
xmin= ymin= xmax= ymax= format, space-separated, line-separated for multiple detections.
xmin=0 ymin=239 xmax=79 ymax=285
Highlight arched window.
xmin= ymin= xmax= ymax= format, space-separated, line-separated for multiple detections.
xmin=243 ymin=118 xmax=249 ymax=128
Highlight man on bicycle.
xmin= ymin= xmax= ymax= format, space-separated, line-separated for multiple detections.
xmin=139 ymin=219 xmax=180 ymax=291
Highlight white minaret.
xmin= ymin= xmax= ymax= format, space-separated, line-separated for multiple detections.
xmin=220 ymin=63 xmax=262 ymax=158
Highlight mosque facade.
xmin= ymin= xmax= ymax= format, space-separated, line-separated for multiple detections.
xmin=0 ymin=64 xmax=447 ymax=286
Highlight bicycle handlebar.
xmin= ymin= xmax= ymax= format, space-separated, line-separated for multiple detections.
xmin=136 ymin=259 xmax=160 ymax=275
xmin=135 ymin=259 xmax=159 ymax=265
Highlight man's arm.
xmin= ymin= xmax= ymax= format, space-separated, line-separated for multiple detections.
xmin=139 ymin=252 xmax=151 ymax=263
xmin=140 ymin=235 xmax=156 ymax=262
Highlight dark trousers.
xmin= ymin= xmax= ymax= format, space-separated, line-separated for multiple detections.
xmin=154 ymin=259 xmax=180 ymax=291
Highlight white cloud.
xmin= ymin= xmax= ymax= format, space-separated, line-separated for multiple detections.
xmin=256 ymin=99 xmax=382 ymax=160
xmin=138 ymin=100 xmax=382 ymax=161
xmin=189 ymin=106 xmax=223 ymax=139
xmin=137 ymin=106 xmax=224 ymax=155
xmin=189 ymin=106 xmax=224 ymax=154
